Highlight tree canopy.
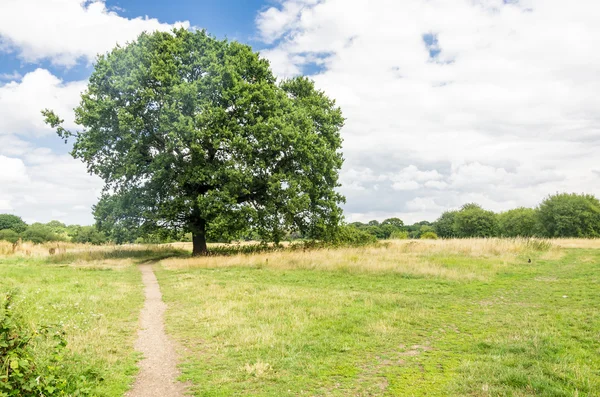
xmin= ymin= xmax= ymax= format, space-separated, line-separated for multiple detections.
xmin=0 ymin=214 xmax=27 ymax=233
xmin=497 ymin=207 xmax=538 ymax=237
xmin=537 ymin=193 xmax=600 ymax=237
xmin=43 ymin=29 xmax=345 ymax=255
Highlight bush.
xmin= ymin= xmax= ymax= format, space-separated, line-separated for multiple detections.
xmin=0 ymin=215 xmax=27 ymax=234
xmin=71 ymin=226 xmax=107 ymax=245
xmin=390 ymin=230 xmax=409 ymax=239
xmin=21 ymin=224 xmax=61 ymax=244
xmin=537 ymin=193 xmax=600 ymax=237
xmin=420 ymin=231 xmax=439 ymax=240
xmin=0 ymin=229 xmax=20 ymax=244
xmin=0 ymin=291 xmax=90 ymax=396
xmin=332 ymin=225 xmax=378 ymax=246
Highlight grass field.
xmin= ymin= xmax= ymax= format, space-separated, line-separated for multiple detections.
xmin=1 ymin=239 xmax=599 ymax=396
xmin=0 ymin=246 xmax=177 ymax=396
xmin=156 ymin=239 xmax=600 ymax=396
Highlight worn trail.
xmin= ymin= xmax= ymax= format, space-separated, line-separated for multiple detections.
xmin=126 ymin=264 xmax=186 ymax=397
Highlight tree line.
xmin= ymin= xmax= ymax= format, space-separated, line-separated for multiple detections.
xmin=348 ymin=193 xmax=600 ymax=240
xmin=1 ymin=192 xmax=598 ymax=246
xmin=0 ymin=216 xmax=107 ymax=245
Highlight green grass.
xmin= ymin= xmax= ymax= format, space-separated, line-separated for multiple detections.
xmin=156 ymin=247 xmax=600 ymax=396
xmin=0 ymin=256 xmax=145 ymax=396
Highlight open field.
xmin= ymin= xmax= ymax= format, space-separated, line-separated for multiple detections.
xmin=1 ymin=239 xmax=599 ymax=396
xmin=156 ymin=239 xmax=600 ymax=396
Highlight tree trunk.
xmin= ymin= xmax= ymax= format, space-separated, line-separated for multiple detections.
xmin=191 ymin=219 xmax=208 ymax=256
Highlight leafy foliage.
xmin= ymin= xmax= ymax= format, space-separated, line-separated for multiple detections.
xmin=0 ymin=230 xmax=19 ymax=244
xmin=20 ymin=223 xmax=60 ymax=244
xmin=348 ymin=218 xmax=405 ymax=240
xmin=0 ymin=292 xmax=91 ymax=397
xmin=498 ymin=207 xmax=538 ymax=237
xmin=70 ymin=226 xmax=107 ymax=245
xmin=43 ymin=29 xmax=345 ymax=255
xmin=332 ymin=225 xmax=378 ymax=246
xmin=420 ymin=231 xmax=439 ymax=239
xmin=453 ymin=203 xmax=499 ymax=238
xmin=537 ymin=193 xmax=600 ymax=237
xmin=0 ymin=215 xmax=27 ymax=234
xmin=389 ymin=230 xmax=409 ymax=239
xmin=435 ymin=211 xmax=458 ymax=238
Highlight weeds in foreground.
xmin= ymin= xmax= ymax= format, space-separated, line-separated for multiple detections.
xmin=0 ymin=291 xmax=94 ymax=397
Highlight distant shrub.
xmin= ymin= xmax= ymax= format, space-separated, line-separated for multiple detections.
xmin=332 ymin=225 xmax=378 ymax=246
xmin=0 ymin=214 xmax=28 ymax=234
xmin=390 ymin=230 xmax=409 ymax=240
xmin=0 ymin=229 xmax=20 ymax=244
xmin=21 ymin=224 xmax=61 ymax=244
xmin=71 ymin=226 xmax=107 ymax=245
xmin=420 ymin=231 xmax=439 ymax=240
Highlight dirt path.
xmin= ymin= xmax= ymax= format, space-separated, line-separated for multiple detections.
xmin=126 ymin=264 xmax=186 ymax=397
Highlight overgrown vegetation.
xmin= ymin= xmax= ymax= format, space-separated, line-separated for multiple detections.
xmin=1 ymin=291 xmax=91 ymax=396
xmin=0 ymin=258 xmax=145 ymax=396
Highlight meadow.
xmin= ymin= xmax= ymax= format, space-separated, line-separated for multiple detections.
xmin=1 ymin=239 xmax=599 ymax=396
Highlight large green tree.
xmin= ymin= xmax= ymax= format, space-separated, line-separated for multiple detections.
xmin=537 ymin=193 xmax=600 ymax=237
xmin=43 ymin=29 xmax=345 ymax=255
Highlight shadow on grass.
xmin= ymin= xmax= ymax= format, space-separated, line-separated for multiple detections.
xmin=205 ymin=240 xmax=384 ymax=257
xmin=44 ymin=246 xmax=190 ymax=265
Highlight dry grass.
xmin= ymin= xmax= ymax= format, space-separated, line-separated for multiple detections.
xmin=0 ymin=240 xmax=186 ymax=263
xmin=552 ymin=238 xmax=600 ymax=248
xmin=161 ymin=238 xmax=564 ymax=281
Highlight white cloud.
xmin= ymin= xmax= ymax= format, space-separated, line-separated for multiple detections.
xmin=0 ymin=69 xmax=86 ymax=136
xmin=258 ymin=0 xmax=600 ymax=222
xmin=0 ymin=0 xmax=190 ymax=66
xmin=0 ymin=142 xmax=103 ymax=225
xmin=0 ymin=155 xmax=28 ymax=184
xmin=0 ymin=2 xmax=191 ymax=225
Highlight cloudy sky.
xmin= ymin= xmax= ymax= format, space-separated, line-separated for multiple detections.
xmin=0 ymin=0 xmax=599 ymax=225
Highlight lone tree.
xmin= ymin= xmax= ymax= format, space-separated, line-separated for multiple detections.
xmin=43 ymin=29 xmax=345 ymax=255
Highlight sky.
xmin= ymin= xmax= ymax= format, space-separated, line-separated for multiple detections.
xmin=0 ymin=0 xmax=599 ymax=226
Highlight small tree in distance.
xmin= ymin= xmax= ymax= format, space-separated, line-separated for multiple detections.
xmin=43 ymin=29 xmax=345 ymax=255
xmin=497 ymin=207 xmax=538 ymax=237
xmin=453 ymin=203 xmax=498 ymax=238
xmin=0 ymin=214 xmax=28 ymax=233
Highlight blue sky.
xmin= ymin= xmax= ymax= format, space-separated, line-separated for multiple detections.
xmin=1 ymin=0 xmax=599 ymax=225
xmin=105 ymin=0 xmax=267 ymax=43
xmin=0 ymin=0 xmax=275 ymax=90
